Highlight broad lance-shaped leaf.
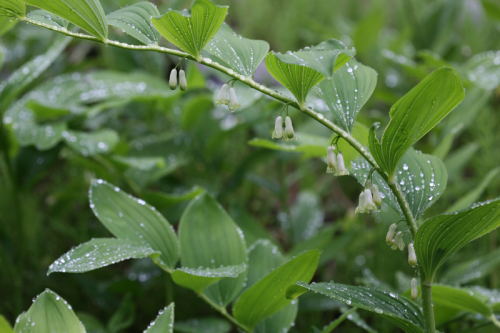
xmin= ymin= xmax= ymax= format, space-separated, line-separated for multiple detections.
xmin=287 ymin=282 xmax=425 ymax=333
xmin=265 ymin=39 xmax=354 ymax=108
xmin=369 ymin=67 xmax=464 ymax=180
xmin=107 ymin=2 xmax=160 ymax=45
xmin=27 ymin=10 xmax=68 ymax=28
xmin=233 ymin=250 xmax=319 ymax=330
xmin=152 ymin=0 xmax=228 ymax=61
xmin=203 ymin=23 xmax=269 ymax=77
xmin=0 ymin=0 xmax=24 ymax=18
xmin=317 ymin=59 xmax=377 ymax=133
xmin=171 ymin=264 xmax=246 ymax=294
xmin=14 ymin=122 xmax=67 ymax=151
xmin=441 ymin=247 xmax=500 ymax=285
xmin=144 ymin=303 xmax=174 ymax=333
xmin=62 ymin=129 xmax=119 ymax=157
xmin=428 ymin=285 xmax=492 ymax=317
xmin=47 ymin=238 xmax=159 ymax=275
xmin=25 ymin=0 xmax=108 ymax=41
xmin=13 ymin=289 xmax=85 ymax=333
xmin=464 ymin=50 xmax=500 ymax=90
xmin=89 ymin=179 xmax=180 ymax=271
xmin=415 ymin=197 xmax=500 ymax=282
xmin=178 ymin=193 xmax=247 ymax=306
xmin=352 ymin=149 xmax=447 ymax=220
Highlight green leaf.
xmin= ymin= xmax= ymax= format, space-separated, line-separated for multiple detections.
xmin=144 ymin=303 xmax=174 ymax=333
xmin=441 ymin=248 xmax=500 ymax=285
xmin=289 ymin=191 xmax=324 ymax=244
xmin=248 ymin=133 xmax=329 ymax=158
xmin=25 ymin=0 xmax=108 ymax=41
xmin=27 ymin=9 xmax=68 ymax=28
xmin=0 ymin=16 xmax=17 ymax=36
xmin=265 ymin=40 xmax=354 ymax=107
xmin=89 ymin=179 xmax=180 ymax=271
xmin=467 ymin=286 xmax=500 ymax=311
xmin=151 ymin=0 xmax=228 ymax=61
xmin=368 ymin=68 xmax=464 ymax=179
xmin=203 ymin=23 xmax=269 ymax=77
xmin=415 ymin=197 xmax=500 ymax=282
xmin=430 ymin=285 xmax=492 ymax=317
xmin=0 ymin=34 xmax=69 ymax=112
xmin=288 ymin=282 xmax=425 ymax=333
xmin=174 ymin=317 xmax=231 ymax=333
xmin=0 ymin=315 xmax=14 ymax=333
xmin=178 ymin=193 xmax=247 ymax=306
xmin=14 ymin=122 xmax=67 ymax=150
xmin=47 ymin=238 xmax=159 ymax=275
xmin=108 ymin=294 xmax=135 ymax=333
xmin=444 ymin=142 xmax=478 ymax=179
xmin=446 ymin=167 xmax=500 ymax=213
xmin=172 ymin=264 xmax=246 ymax=294
xmin=233 ymin=250 xmax=319 ymax=330
xmin=317 ymin=59 xmax=377 ymax=132
xmin=107 ymin=2 xmax=160 ymax=45
xmin=63 ymin=129 xmax=119 ymax=157
xmin=316 ymin=308 xmax=358 ymax=333
xmin=288 ymin=225 xmax=337 ymax=258
xmin=464 ymin=51 xmax=500 ymax=90
xmin=143 ymin=187 xmax=205 ymax=210
xmin=0 ymin=0 xmax=25 ymax=18
xmin=352 ymin=149 xmax=447 ymax=219
xmin=13 ymin=289 xmax=85 ymax=333
xmin=254 ymin=303 xmax=298 ymax=333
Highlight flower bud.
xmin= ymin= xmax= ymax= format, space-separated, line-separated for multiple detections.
xmin=334 ymin=152 xmax=349 ymax=176
xmin=371 ymin=184 xmax=382 ymax=207
xmin=272 ymin=116 xmax=283 ymax=139
xmin=395 ymin=231 xmax=405 ymax=251
xmin=386 ymin=223 xmax=397 ymax=245
xmin=411 ymin=278 xmax=418 ymax=300
xmin=326 ymin=146 xmax=336 ymax=173
xmin=228 ymin=87 xmax=241 ymax=112
xmin=391 ymin=239 xmax=398 ymax=250
xmin=179 ymin=69 xmax=187 ymax=91
xmin=169 ymin=68 xmax=177 ymax=90
xmin=355 ymin=191 xmax=366 ymax=214
xmin=216 ymin=84 xmax=230 ymax=105
xmin=283 ymin=116 xmax=297 ymax=141
xmin=408 ymin=243 xmax=417 ymax=267
xmin=363 ymin=188 xmax=377 ymax=212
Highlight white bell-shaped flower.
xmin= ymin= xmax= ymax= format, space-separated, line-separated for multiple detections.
xmin=363 ymin=188 xmax=377 ymax=212
xmin=355 ymin=191 xmax=366 ymax=214
xmin=179 ymin=69 xmax=187 ymax=91
xmin=395 ymin=231 xmax=405 ymax=251
xmin=371 ymin=184 xmax=382 ymax=207
xmin=386 ymin=223 xmax=397 ymax=245
xmin=228 ymin=87 xmax=241 ymax=112
xmin=408 ymin=243 xmax=417 ymax=267
xmin=411 ymin=278 xmax=418 ymax=300
xmin=169 ymin=68 xmax=177 ymax=90
xmin=326 ymin=146 xmax=336 ymax=173
xmin=272 ymin=116 xmax=283 ymax=139
xmin=334 ymin=152 xmax=349 ymax=176
xmin=216 ymin=84 xmax=230 ymax=105
xmin=391 ymin=239 xmax=398 ymax=250
xmin=283 ymin=116 xmax=297 ymax=141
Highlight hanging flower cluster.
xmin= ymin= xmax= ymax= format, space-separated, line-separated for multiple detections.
xmin=271 ymin=103 xmax=297 ymax=141
xmin=216 ymin=80 xmax=241 ymax=112
xmin=324 ymin=140 xmax=349 ymax=176
xmin=169 ymin=59 xmax=188 ymax=91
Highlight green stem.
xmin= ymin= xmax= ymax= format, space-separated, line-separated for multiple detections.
xmin=198 ymin=293 xmax=252 ymax=333
xmin=421 ymin=282 xmax=436 ymax=333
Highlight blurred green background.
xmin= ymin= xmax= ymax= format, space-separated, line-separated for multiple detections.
xmin=1 ymin=0 xmax=500 ymax=332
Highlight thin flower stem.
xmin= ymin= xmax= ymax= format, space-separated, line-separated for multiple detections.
xmin=198 ymin=293 xmax=253 ymax=333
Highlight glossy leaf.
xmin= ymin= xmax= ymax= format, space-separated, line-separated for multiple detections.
xmin=317 ymin=59 xmax=377 ymax=133
xmin=431 ymin=285 xmax=492 ymax=317
xmin=144 ymin=303 xmax=174 ymax=333
xmin=254 ymin=303 xmax=298 ymax=333
xmin=0 ymin=315 xmax=13 ymax=333
xmin=0 ymin=0 xmax=24 ymax=18
xmin=464 ymin=51 xmax=500 ymax=90
xmin=248 ymin=132 xmax=329 ymax=158
xmin=63 ymin=129 xmax=119 ymax=156
xmin=143 ymin=187 xmax=205 ymax=210
xmin=441 ymin=248 xmax=500 ymax=285
xmin=0 ymin=34 xmax=69 ymax=111
xmin=174 ymin=317 xmax=231 ymax=333
xmin=288 ymin=282 xmax=425 ymax=333
xmin=27 ymin=9 xmax=68 ymax=28
xmin=203 ymin=23 xmax=269 ymax=77
xmin=14 ymin=122 xmax=67 ymax=150
xmin=0 ymin=16 xmax=16 ymax=36
xmin=151 ymin=0 xmax=228 ymax=61
xmin=13 ymin=289 xmax=85 ymax=333
xmin=233 ymin=250 xmax=319 ymax=330
xmin=368 ymin=68 xmax=464 ymax=179
xmin=178 ymin=193 xmax=247 ymax=306
xmin=415 ymin=198 xmax=500 ymax=282
xmin=172 ymin=264 xmax=246 ymax=294
xmin=47 ymin=238 xmax=159 ymax=275
xmin=89 ymin=179 xmax=180 ymax=271
xmin=25 ymin=0 xmax=108 ymax=41
xmin=352 ymin=149 xmax=447 ymax=219
xmin=107 ymin=2 xmax=160 ymax=45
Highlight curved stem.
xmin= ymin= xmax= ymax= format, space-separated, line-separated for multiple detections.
xmin=198 ymin=293 xmax=252 ymax=333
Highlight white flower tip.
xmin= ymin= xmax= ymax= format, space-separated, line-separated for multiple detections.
xmin=216 ymin=84 xmax=230 ymax=105
xmin=169 ymin=68 xmax=177 ymax=90
xmin=411 ymin=278 xmax=418 ymax=300
xmin=228 ymin=87 xmax=241 ymax=112
xmin=408 ymin=243 xmax=417 ymax=267
xmin=386 ymin=223 xmax=397 ymax=245
xmin=272 ymin=116 xmax=283 ymax=139
xmin=179 ymin=69 xmax=187 ymax=91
